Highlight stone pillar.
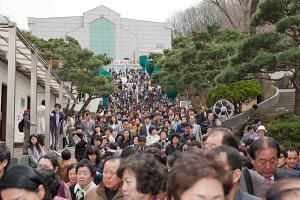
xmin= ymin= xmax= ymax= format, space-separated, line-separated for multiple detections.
xmin=30 ymin=52 xmax=37 ymax=135
xmin=44 ymin=63 xmax=51 ymax=150
xmin=6 ymin=22 xmax=16 ymax=155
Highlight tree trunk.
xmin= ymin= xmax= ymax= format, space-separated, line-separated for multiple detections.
xmin=205 ymin=0 xmax=237 ymax=29
xmin=295 ymin=88 xmax=300 ymax=115
xmin=214 ymin=5 xmax=236 ymax=29
xmin=65 ymin=99 xmax=71 ymax=113
xmin=239 ymin=103 xmax=243 ymax=114
xmin=65 ymin=83 xmax=74 ymax=114
xmin=294 ymin=69 xmax=300 ymax=115
xmin=78 ymin=97 xmax=93 ymax=115
xmin=243 ymin=9 xmax=250 ymax=31
xmin=233 ymin=102 xmax=239 ymax=114
xmin=190 ymin=96 xmax=206 ymax=110
xmin=250 ymin=0 xmax=260 ymax=36
xmin=68 ymin=103 xmax=76 ymax=115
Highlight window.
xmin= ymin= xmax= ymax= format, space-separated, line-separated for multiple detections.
xmin=156 ymin=43 xmax=164 ymax=48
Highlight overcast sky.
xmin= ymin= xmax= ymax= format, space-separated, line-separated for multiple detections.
xmin=0 ymin=0 xmax=199 ymax=30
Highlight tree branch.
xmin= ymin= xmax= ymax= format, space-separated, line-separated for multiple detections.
xmin=243 ymin=74 xmax=293 ymax=81
xmin=204 ymin=0 xmax=237 ymax=28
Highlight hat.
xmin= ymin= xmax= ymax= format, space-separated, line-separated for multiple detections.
xmin=257 ymin=125 xmax=267 ymax=132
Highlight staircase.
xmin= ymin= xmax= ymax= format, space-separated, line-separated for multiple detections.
xmin=222 ymin=87 xmax=296 ymax=128
xmin=270 ymin=89 xmax=295 ymax=113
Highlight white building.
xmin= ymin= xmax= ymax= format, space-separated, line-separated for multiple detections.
xmin=28 ymin=5 xmax=172 ymax=60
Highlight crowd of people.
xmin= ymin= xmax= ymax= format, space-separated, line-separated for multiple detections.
xmin=0 ymin=68 xmax=300 ymax=200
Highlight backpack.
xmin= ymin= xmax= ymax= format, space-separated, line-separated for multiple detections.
xmin=18 ymin=119 xmax=24 ymax=132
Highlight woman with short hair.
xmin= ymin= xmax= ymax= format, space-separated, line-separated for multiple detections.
xmin=66 ymin=164 xmax=77 ymax=187
xmin=167 ymin=151 xmax=232 ymax=200
xmin=70 ymin=159 xmax=96 ymax=200
xmin=117 ymin=153 xmax=166 ymax=200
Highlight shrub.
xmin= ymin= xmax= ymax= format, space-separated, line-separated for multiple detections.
xmin=264 ymin=114 xmax=300 ymax=148
xmin=236 ymin=114 xmax=300 ymax=148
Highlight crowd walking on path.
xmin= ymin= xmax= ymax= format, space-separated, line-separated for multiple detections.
xmin=1 ymin=68 xmax=300 ymax=200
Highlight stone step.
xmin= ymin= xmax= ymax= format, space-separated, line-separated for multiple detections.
xmin=279 ymin=97 xmax=295 ymax=100
xmin=266 ymin=89 xmax=295 ymax=113
xmin=279 ymin=98 xmax=295 ymax=101
xmin=276 ymin=103 xmax=295 ymax=107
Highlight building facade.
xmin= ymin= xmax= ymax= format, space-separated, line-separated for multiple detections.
xmin=0 ymin=60 xmax=56 ymax=143
xmin=28 ymin=5 xmax=172 ymax=60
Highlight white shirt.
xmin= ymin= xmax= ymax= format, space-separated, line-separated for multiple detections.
xmin=146 ymin=135 xmax=160 ymax=146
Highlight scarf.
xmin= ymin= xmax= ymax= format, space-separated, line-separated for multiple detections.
xmin=75 ymin=181 xmax=95 ymax=200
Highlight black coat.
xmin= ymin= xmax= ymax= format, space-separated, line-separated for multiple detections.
xmin=119 ymin=139 xmax=133 ymax=149
xmin=75 ymin=136 xmax=87 ymax=162
xmin=50 ymin=110 xmax=65 ymax=133
xmin=274 ymin=168 xmax=300 ymax=181
xmin=165 ymin=143 xmax=180 ymax=156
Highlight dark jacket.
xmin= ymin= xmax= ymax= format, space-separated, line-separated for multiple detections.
xmin=180 ymin=133 xmax=195 ymax=144
xmin=274 ymin=168 xmax=300 ymax=181
xmin=50 ymin=110 xmax=65 ymax=133
xmin=139 ymin=124 xmax=154 ymax=137
xmin=74 ymin=134 xmax=87 ymax=162
xmin=201 ymin=119 xmax=217 ymax=133
xmin=165 ymin=143 xmax=180 ymax=156
xmin=23 ymin=109 xmax=31 ymax=128
xmin=118 ymin=139 xmax=133 ymax=149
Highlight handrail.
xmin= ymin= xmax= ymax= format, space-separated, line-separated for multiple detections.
xmin=222 ymin=87 xmax=280 ymax=128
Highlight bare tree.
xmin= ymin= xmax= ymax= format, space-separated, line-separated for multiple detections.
xmin=168 ymin=0 xmax=260 ymax=38
xmin=204 ymin=0 xmax=260 ymax=32
xmin=167 ymin=2 xmax=222 ymax=37
xmin=204 ymin=0 xmax=238 ymax=28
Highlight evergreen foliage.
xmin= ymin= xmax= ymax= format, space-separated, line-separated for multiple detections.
xmin=152 ymin=23 xmax=247 ymax=101
xmin=23 ymin=32 xmax=117 ymax=113
xmin=205 ymin=80 xmax=262 ymax=113
xmin=215 ymin=0 xmax=300 ymax=115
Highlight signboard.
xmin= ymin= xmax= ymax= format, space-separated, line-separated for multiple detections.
xmin=104 ymin=60 xmax=141 ymax=71
xmin=180 ymin=101 xmax=191 ymax=108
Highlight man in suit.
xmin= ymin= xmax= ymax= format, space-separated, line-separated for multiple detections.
xmin=250 ymin=138 xmax=299 ymax=184
xmin=239 ymin=167 xmax=265 ymax=197
xmin=81 ymin=111 xmax=95 ymax=144
xmin=139 ymin=115 xmax=152 ymax=137
xmin=208 ymin=145 xmax=261 ymax=200
xmin=189 ymin=115 xmax=202 ymax=142
xmin=50 ymin=103 xmax=65 ymax=150
xmin=240 ymin=139 xmax=299 ymax=198
xmin=179 ymin=122 xmax=195 ymax=144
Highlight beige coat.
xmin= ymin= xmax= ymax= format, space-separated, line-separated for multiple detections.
xmin=85 ymin=182 xmax=124 ymax=200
